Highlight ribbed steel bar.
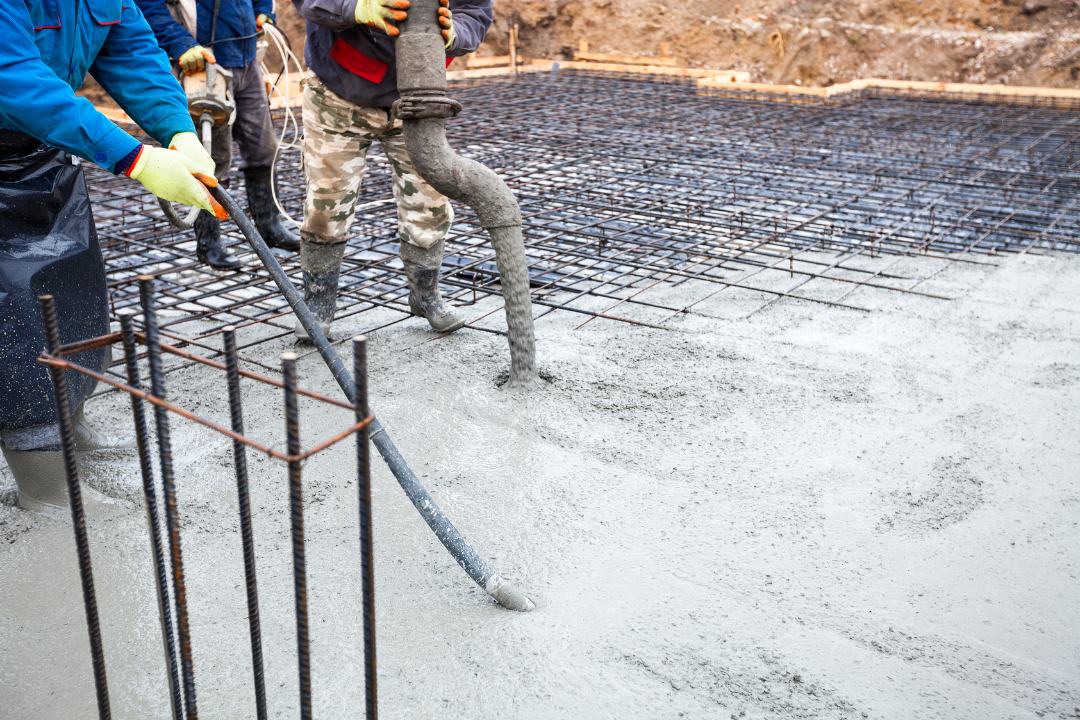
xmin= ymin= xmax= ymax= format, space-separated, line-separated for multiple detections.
xmin=37 ymin=295 xmax=111 ymax=720
xmin=354 ymin=336 xmax=377 ymax=720
xmin=118 ymin=309 xmax=183 ymax=720
xmin=138 ymin=276 xmax=199 ymax=720
xmin=223 ymin=327 xmax=268 ymax=720
xmin=282 ymin=352 xmax=312 ymax=720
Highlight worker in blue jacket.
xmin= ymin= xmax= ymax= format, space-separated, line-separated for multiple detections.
xmin=290 ymin=0 xmax=493 ymax=340
xmin=136 ymin=0 xmax=302 ymax=269
xmin=0 ymin=0 xmax=224 ymax=512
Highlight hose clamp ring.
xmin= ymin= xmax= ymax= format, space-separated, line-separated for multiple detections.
xmin=392 ymin=95 xmax=463 ymax=120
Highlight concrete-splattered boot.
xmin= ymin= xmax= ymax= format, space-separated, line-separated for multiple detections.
xmin=195 ymin=210 xmax=242 ymax=271
xmin=294 ymin=240 xmax=346 ymax=341
xmin=244 ymin=167 xmax=301 ymax=252
xmin=401 ymin=239 xmax=465 ymax=333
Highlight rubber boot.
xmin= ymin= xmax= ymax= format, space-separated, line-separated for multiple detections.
xmin=294 ymin=240 xmax=346 ymax=341
xmin=3 ymin=448 xmax=116 ymax=515
xmin=401 ymin=239 xmax=465 ymax=333
xmin=72 ymin=404 xmax=134 ymax=450
xmin=245 ymin=167 xmax=301 ymax=252
xmin=195 ymin=209 xmax=242 ymax=271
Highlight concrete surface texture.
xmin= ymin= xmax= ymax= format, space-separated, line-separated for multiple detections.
xmin=0 ymin=251 xmax=1078 ymax=719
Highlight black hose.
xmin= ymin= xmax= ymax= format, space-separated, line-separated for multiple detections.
xmin=208 ymin=185 xmax=534 ymax=612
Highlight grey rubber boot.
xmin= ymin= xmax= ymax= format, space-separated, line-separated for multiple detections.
xmin=2 ymin=448 xmax=116 ymax=515
xmin=401 ymin=239 xmax=465 ymax=333
xmin=244 ymin=167 xmax=301 ymax=252
xmin=294 ymin=240 xmax=346 ymax=341
xmin=72 ymin=404 xmax=134 ymax=450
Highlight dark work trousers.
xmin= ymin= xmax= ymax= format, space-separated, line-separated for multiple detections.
xmin=211 ymin=61 xmax=278 ymax=185
xmin=0 ymin=130 xmax=109 ymax=451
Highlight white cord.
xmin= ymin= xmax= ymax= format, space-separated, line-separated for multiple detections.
xmin=260 ymin=21 xmax=305 ymax=229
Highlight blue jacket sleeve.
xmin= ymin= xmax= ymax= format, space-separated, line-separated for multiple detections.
xmin=91 ymin=2 xmax=196 ymax=148
xmin=254 ymin=0 xmax=275 ymax=20
xmin=0 ymin=1 xmax=140 ymax=171
xmin=132 ymin=0 xmax=198 ymax=59
xmin=447 ymin=0 xmax=492 ymax=56
xmin=291 ymin=0 xmax=355 ymax=32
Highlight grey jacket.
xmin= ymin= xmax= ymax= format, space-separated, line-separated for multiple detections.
xmin=293 ymin=0 xmax=494 ymax=108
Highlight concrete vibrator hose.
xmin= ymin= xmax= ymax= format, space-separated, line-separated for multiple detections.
xmin=393 ymin=0 xmax=541 ymax=389
xmin=207 ymin=186 xmax=535 ymax=611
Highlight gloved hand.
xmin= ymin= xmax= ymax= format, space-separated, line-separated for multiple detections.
xmin=354 ymin=0 xmax=410 ymax=37
xmin=438 ymin=0 xmax=455 ymax=48
xmin=168 ymin=132 xmax=215 ymax=176
xmin=179 ymin=45 xmax=216 ymax=74
xmin=256 ymin=13 xmax=273 ymax=28
xmin=127 ymin=146 xmax=227 ymax=219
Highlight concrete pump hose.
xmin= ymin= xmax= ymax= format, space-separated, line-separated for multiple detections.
xmin=208 ymin=185 xmax=535 ymax=612
xmin=396 ymin=1 xmax=540 ymax=389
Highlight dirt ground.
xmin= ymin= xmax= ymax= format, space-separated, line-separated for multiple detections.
xmin=1 ymin=248 xmax=1078 ymax=718
xmin=77 ymin=0 xmax=1080 ymax=108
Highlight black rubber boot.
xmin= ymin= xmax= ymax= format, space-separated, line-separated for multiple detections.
xmin=245 ymin=166 xmax=301 ymax=252
xmin=294 ymin=240 xmax=346 ymax=341
xmin=401 ymin=239 xmax=465 ymax=333
xmin=195 ymin=210 xmax=242 ymax=270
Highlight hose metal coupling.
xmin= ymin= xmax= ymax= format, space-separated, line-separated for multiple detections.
xmin=392 ymin=95 xmax=463 ymax=120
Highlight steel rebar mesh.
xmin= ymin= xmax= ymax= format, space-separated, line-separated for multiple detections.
xmin=86 ymin=70 xmax=1080 ymax=374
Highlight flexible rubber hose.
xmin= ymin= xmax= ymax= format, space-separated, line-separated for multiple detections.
xmin=396 ymin=3 xmax=540 ymax=389
xmin=208 ymin=185 xmax=535 ymax=612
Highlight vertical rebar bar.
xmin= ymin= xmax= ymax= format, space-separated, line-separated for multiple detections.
xmin=118 ymin=309 xmax=183 ymax=720
xmin=282 ymin=352 xmax=312 ymax=720
xmin=353 ymin=336 xmax=376 ymax=720
xmin=139 ymin=275 xmax=199 ymax=720
xmin=38 ymin=294 xmax=111 ymax=720
xmin=223 ymin=327 xmax=268 ymax=720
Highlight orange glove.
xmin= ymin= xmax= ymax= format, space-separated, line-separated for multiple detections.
xmin=179 ymin=45 xmax=216 ymax=74
xmin=354 ymin=0 xmax=410 ymax=37
xmin=438 ymin=0 xmax=454 ymax=47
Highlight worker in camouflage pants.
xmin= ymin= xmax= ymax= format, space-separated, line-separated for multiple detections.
xmin=292 ymin=0 xmax=494 ymax=339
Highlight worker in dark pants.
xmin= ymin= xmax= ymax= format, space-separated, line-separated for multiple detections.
xmin=137 ymin=0 xmax=302 ymax=270
xmin=1 ymin=0 xmax=224 ymax=512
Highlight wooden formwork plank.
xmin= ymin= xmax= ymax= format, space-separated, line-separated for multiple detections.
xmin=697 ymin=75 xmax=1080 ymax=101
xmin=573 ymin=51 xmax=680 ymax=67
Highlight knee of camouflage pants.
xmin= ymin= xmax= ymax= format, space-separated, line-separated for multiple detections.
xmin=383 ymin=137 xmax=454 ymax=251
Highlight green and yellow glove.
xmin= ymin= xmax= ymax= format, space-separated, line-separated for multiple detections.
xmin=256 ymin=13 xmax=273 ymax=28
xmin=438 ymin=0 xmax=455 ymax=48
xmin=179 ymin=45 xmax=216 ymax=74
xmin=168 ymin=132 xmax=215 ymax=176
xmin=355 ymin=0 xmax=410 ymax=37
xmin=126 ymin=146 xmax=227 ymax=219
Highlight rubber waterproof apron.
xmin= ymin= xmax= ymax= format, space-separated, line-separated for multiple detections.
xmin=0 ymin=130 xmax=109 ymax=433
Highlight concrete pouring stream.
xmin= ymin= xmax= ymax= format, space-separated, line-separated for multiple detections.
xmin=1 ymin=251 xmax=1078 ymax=719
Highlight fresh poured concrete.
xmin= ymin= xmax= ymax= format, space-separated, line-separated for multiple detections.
xmin=1 ymin=251 xmax=1078 ymax=719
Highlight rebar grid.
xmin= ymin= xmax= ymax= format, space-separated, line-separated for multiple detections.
xmin=87 ymin=70 xmax=1080 ymax=372
xmin=36 ymin=288 xmax=377 ymax=719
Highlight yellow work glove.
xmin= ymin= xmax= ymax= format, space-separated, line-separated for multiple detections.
xmin=168 ymin=132 xmax=215 ymax=176
xmin=354 ymin=0 xmax=409 ymax=37
xmin=438 ymin=0 xmax=455 ymax=48
xmin=127 ymin=146 xmax=227 ymax=219
xmin=256 ymin=13 xmax=273 ymax=28
xmin=179 ymin=45 xmax=216 ymax=74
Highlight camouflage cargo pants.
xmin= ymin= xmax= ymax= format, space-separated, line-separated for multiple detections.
xmin=301 ymin=71 xmax=453 ymax=250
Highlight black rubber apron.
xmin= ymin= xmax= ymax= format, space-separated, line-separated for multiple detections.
xmin=0 ymin=129 xmax=109 ymax=431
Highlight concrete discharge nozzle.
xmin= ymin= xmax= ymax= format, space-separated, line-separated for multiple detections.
xmin=395 ymin=0 xmax=541 ymax=389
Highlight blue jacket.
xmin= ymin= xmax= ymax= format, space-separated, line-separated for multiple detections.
xmin=135 ymin=0 xmax=274 ymax=68
xmin=293 ymin=0 xmax=493 ymax=108
xmin=0 ymin=0 xmax=195 ymax=172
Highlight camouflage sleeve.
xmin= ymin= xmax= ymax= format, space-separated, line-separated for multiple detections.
xmin=447 ymin=0 xmax=493 ymax=56
xmin=291 ymin=0 xmax=357 ymax=32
